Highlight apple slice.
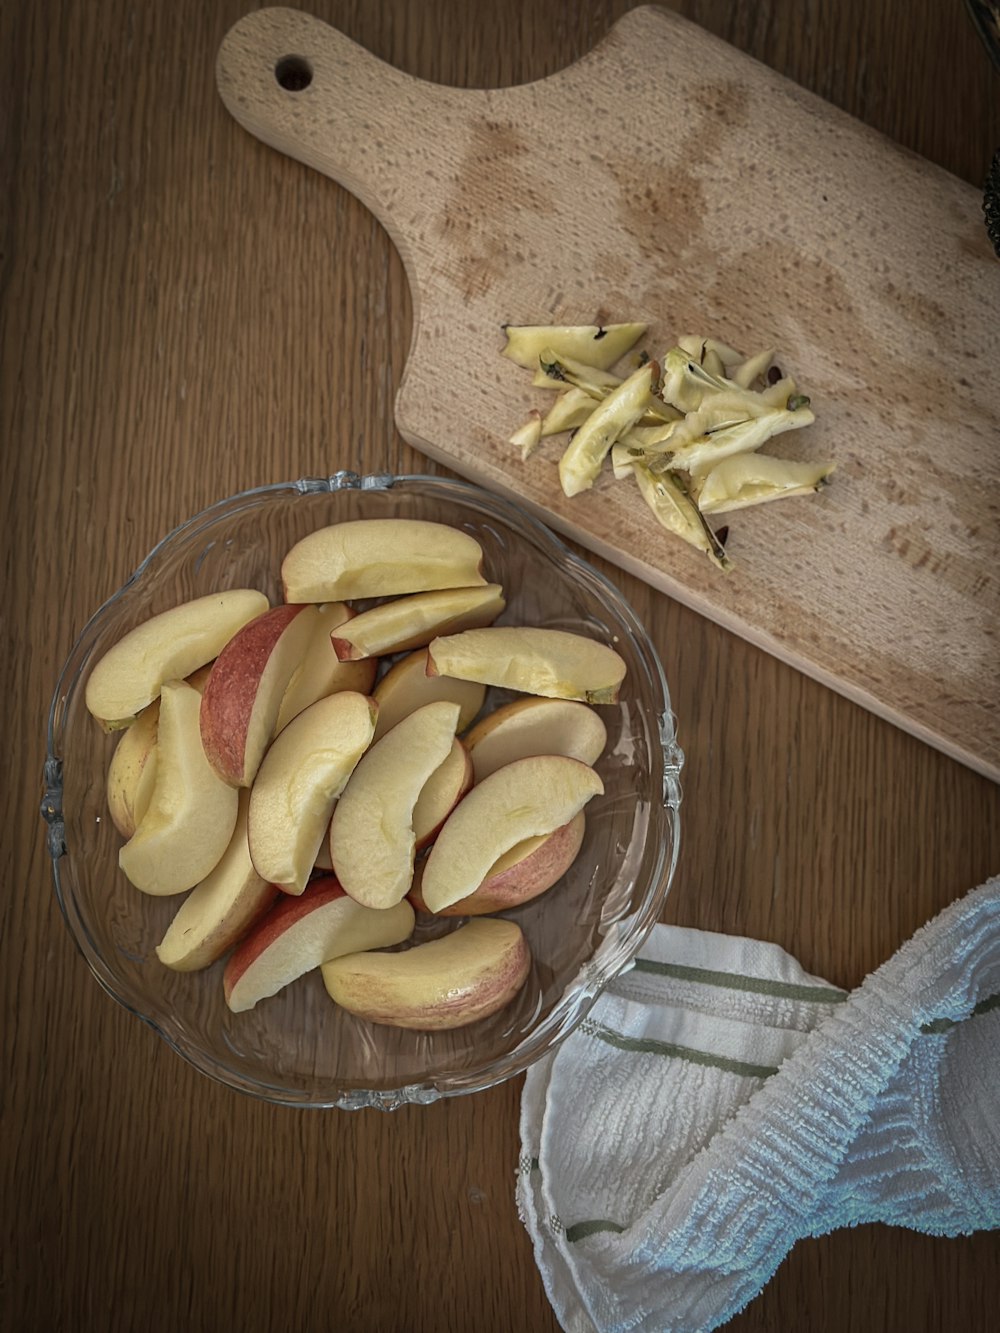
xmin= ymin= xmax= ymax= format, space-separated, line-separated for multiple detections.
xmin=372 ymin=648 xmax=485 ymax=741
xmin=321 ymin=918 xmax=531 ymax=1030
xmin=410 ymin=811 xmax=585 ymax=916
xmin=419 ymin=754 xmax=603 ymax=913
xmin=427 ymin=626 xmax=627 ymax=704
xmin=199 ymin=603 xmax=318 ymax=787
xmin=274 ymin=603 xmax=377 ymax=733
xmin=155 ymin=791 xmax=280 ymax=971
xmin=247 ymin=691 xmax=379 ymax=895
xmin=85 ymin=589 xmax=269 ymax=728
xmin=118 ymin=680 xmax=239 ymax=895
xmin=281 ymin=519 xmax=486 ymax=602
xmin=413 ymin=738 xmax=473 ymax=849
xmin=224 ymin=878 xmax=415 ymax=1013
xmin=330 ymin=584 xmax=505 ymax=661
xmin=464 ymin=697 xmax=608 ymax=782
xmin=328 ymin=700 xmax=460 ymax=908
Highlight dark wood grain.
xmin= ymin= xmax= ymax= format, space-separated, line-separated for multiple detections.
xmin=3 ymin=3 xmax=998 ymax=1332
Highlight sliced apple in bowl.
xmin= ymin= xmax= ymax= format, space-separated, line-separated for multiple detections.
xmin=281 ymin=518 xmax=486 ymax=602
xmin=85 ymin=588 xmax=269 ymax=729
xmin=224 ymin=878 xmax=415 ymax=1013
xmin=329 ymin=700 xmax=461 ymax=909
xmin=427 ymin=626 xmax=627 ymax=704
xmin=372 ymin=648 xmax=485 ymax=741
xmin=412 ymin=737 xmax=473 ymax=849
xmin=330 ymin=583 xmax=505 ymax=661
xmin=419 ymin=754 xmax=603 ymax=914
xmin=464 ymin=697 xmax=608 ymax=782
xmin=321 ymin=918 xmax=531 ymax=1029
xmin=410 ymin=811 xmax=586 ymax=916
xmin=247 ymin=690 xmax=378 ymax=895
xmin=274 ymin=602 xmax=377 ymax=732
xmin=118 ymin=680 xmax=239 ymax=896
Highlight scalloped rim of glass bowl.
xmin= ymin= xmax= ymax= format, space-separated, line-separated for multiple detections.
xmin=43 ymin=472 xmax=683 ymax=1109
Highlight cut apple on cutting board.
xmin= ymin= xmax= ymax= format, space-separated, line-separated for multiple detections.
xmin=464 ymin=697 xmax=608 ymax=782
xmin=329 ymin=700 xmax=460 ymax=907
xmin=372 ymin=648 xmax=485 ymax=741
xmin=85 ymin=588 xmax=268 ymax=728
xmin=281 ymin=518 xmax=486 ymax=602
xmin=419 ymin=754 xmax=603 ymax=913
xmin=330 ymin=583 xmax=505 ymax=660
xmin=274 ymin=601 xmax=376 ymax=732
xmin=410 ymin=810 xmax=586 ymax=916
xmin=156 ymin=791 xmax=279 ymax=972
xmin=224 ymin=878 xmax=415 ymax=1013
xmin=428 ymin=627 xmax=627 ymax=705
xmin=199 ymin=602 xmax=318 ymax=787
xmin=217 ymin=7 xmax=1000 ymax=782
xmin=247 ymin=690 xmax=378 ymax=894
xmin=118 ymin=680 xmax=239 ymax=895
xmin=321 ymin=917 xmax=531 ymax=1029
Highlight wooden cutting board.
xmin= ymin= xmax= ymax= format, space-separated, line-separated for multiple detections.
xmin=216 ymin=5 xmax=1000 ymax=782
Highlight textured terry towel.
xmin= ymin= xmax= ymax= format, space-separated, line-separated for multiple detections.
xmin=517 ymin=876 xmax=1000 ymax=1333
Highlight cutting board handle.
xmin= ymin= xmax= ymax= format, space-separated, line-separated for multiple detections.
xmin=216 ymin=7 xmax=472 ymax=245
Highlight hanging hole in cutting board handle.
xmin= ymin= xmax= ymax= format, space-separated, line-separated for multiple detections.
xmin=216 ymin=6 xmax=469 ymax=245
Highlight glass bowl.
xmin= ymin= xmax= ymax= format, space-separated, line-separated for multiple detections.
xmin=42 ymin=473 xmax=682 ymax=1108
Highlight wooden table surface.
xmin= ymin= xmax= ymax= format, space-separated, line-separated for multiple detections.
xmin=4 ymin=2 xmax=999 ymax=1330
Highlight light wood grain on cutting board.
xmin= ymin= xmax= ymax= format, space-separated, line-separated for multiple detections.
xmin=216 ymin=4 xmax=1000 ymax=780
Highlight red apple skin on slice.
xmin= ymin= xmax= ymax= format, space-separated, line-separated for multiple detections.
xmin=199 ymin=603 xmax=318 ymax=787
xmin=410 ymin=811 xmax=585 ymax=916
xmin=321 ymin=918 xmax=531 ymax=1030
xmin=155 ymin=791 xmax=280 ymax=972
xmin=223 ymin=877 xmax=415 ymax=1013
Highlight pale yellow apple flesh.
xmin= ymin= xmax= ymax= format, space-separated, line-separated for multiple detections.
xmin=199 ymin=603 xmax=319 ymax=787
xmin=328 ymin=701 xmax=460 ymax=908
xmin=419 ymin=754 xmax=603 ymax=913
xmin=85 ymin=589 xmax=269 ymax=728
xmin=274 ymin=602 xmax=376 ymax=732
xmin=155 ymin=791 xmax=279 ymax=971
xmin=412 ymin=738 xmax=473 ymax=849
xmin=427 ymin=626 xmax=627 ymax=704
xmin=106 ymin=700 xmax=160 ymax=839
xmin=247 ymin=691 xmax=378 ymax=895
xmin=224 ymin=880 xmax=415 ymax=1013
xmin=118 ymin=680 xmax=239 ymax=895
xmin=281 ymin=519 xmax=486 ymax=602
xmin=410 ymin=811 xmax=585 ymax=916
xmin=464 ymin=697 xmax=608 ymax=782
xmin=330 ymin=584 xmax=505 ymax=661
xmin=372 ymin=648 xmax=485 ymax=741
xmin=321 ymin=918 xmax=531 ymax=1030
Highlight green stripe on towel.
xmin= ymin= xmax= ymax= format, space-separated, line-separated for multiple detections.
xmin=584 ymin=1020 xmax=779 ymax=1079
xmin=633 ymin=957 xmax=848 ymax=1004
xmin=564 ymin=1218 xmax=627 ymax=1243
xmin=920 ymin=990 xmax=1000 ymax=1034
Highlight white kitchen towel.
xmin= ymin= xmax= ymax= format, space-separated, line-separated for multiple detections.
xmin=517 ymin=876 xmax=1000 ymax=1333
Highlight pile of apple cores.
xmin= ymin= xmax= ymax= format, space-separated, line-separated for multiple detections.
xmin=85 ymin=517 xmax=627 ymax=1031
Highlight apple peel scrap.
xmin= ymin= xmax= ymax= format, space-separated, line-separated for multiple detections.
xmin=503 ymin=323 xmax=835 ymax=569
xmin=89 ymin=515 xmax=622 ymax=1028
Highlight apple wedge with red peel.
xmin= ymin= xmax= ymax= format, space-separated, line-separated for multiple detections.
xmin=413 ymin=738 xmax=473 ymax=849
xmin=224 ymin=878 xmax=415 ymax=1013
xmin=419 ymin=754 xmax=603 ymax=913
xmin=321 ymin=918 xmax=531 ymax=1030
xmin=156 ymin=791 xmax=280 ymax=971
xmin=465 ymin=697 xmax=608 ymax=782
xmin=247 ymin=691 xmax=378 ymax=895
xmin=328 ymin=700 xmax=461 ymax=908
xmin=410 ymin=811 xmax=585 ymax=916
xmin=372 ymin=648 xmax=485 ymax=741
xmin=427 ymin=626 xmax=627 ymax=704
xmin=85 ymin=589 xmax=269 ymax=729
xmin=330 ymin=584 xmax=505 ymax=661
xmin=281 ymin=519 xmax=486 ymax=603
xmin=274 ymin=603 xmax=376 ymax=733
xmin=118 ymin=680 xmax=239 ymax=895
xmin=199 ymin=603 xmax=319 ymax=787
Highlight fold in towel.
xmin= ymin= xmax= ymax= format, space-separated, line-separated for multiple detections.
xmin=517 ymin=877 xmax=1000 ymax=1333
